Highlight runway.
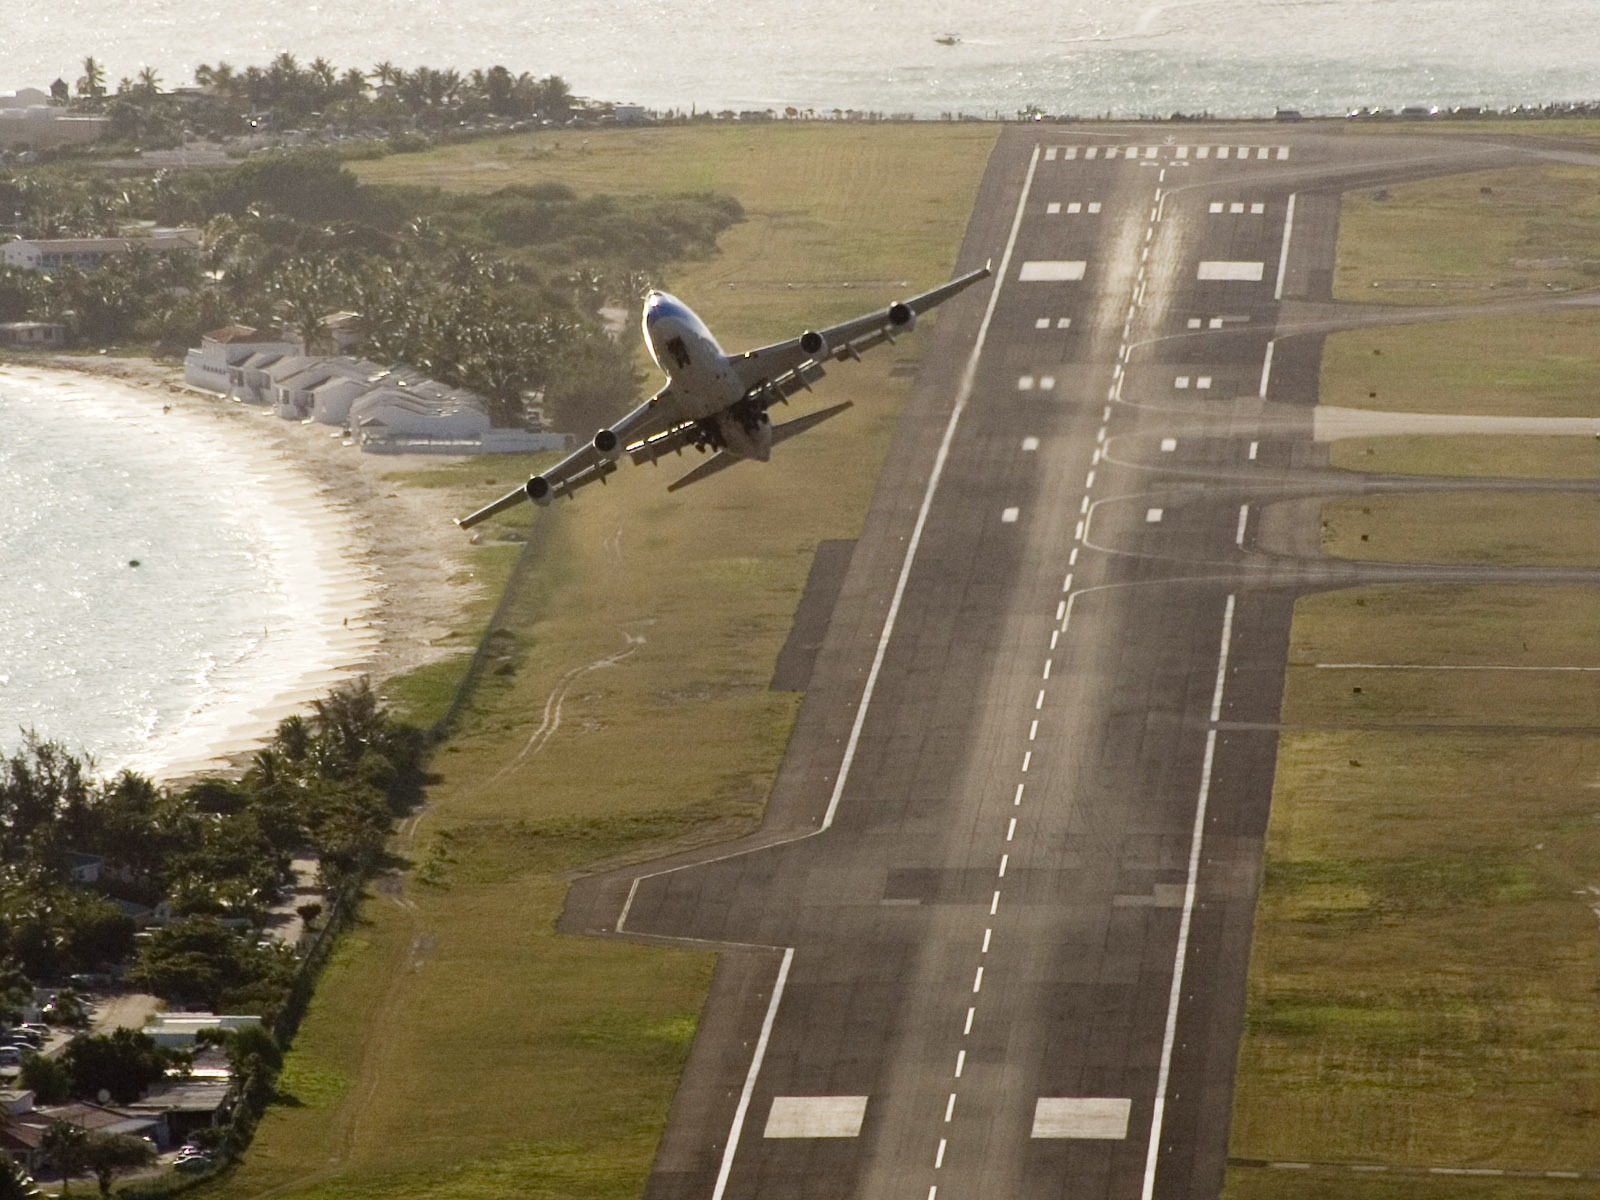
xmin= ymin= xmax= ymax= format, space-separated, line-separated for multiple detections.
xmin=560 ymin=124 xmax=1553 ymax=1199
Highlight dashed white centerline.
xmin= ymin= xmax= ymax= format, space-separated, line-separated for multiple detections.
xmin=1007 ymin=817 xmax=1017 ymax=841
xmin=945 ymin=1094 xmax=956 ymax=1122
xmin=936 ymin=1138 xmax=947 ymax=1169
xmin=998 ymin=854 xmax=1009 ymax=878
xmin=964 ymin=1007 xmax=975 ymax=1035
xmin=990 ymin=890 xmax=1000 ymax=915
xmin=956 ymin=1050 xmax=967 ymax=1077
xmin=973 ymin=967 xmax=984 ymax=993
xmin=1235 ymin=504 xmax=1250 ymax=547
xmin=1021 ymin=750 xmax=1032 ymax=771
xmin=982 ymin=928 xmax=993 ymax=952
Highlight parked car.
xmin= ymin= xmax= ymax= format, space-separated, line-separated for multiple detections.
xmin=0 ymin=1047 xmax=21 ymax=1067
xmin=173 ymin=1152 xmax=213 ymax=1173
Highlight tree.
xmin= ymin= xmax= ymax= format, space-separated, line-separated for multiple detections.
xmin=40 ymin=1121 xmax=86 ymax=1195
xmin=75 ymin=57 xmax=106 ymax=103
xmin=79 ymin=1133 xmax=153 ymax=1198
xmin=58 ymin=1029 xmax=173 ymax=1105
xmin=0 ymin=1156 xmax=40 ymax=1200
xmin=19 ymin=1052 xmax=71 ymax=1105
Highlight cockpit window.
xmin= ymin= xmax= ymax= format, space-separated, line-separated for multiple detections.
xmin=665 ymin=336 xmax=692 ymax=370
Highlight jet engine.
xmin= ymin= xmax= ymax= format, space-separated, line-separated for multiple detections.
xmin=525 ymin=475 xmax=554 ymax=506
xmin=887 ymin=301 xmax=916 ymax=332
xmin=593 ymin=428 xmax=623 ymax=460
xmin=799 ymin=330 xmax=829 ymax=359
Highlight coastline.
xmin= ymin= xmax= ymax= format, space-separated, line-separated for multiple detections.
xmin=0 ymin=355 xmax=480 ymax=783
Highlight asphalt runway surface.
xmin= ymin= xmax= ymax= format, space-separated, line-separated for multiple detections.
xmin=562 ymin=124 xmax=1592 ymax=1199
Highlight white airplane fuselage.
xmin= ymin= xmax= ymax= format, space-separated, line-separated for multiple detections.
xmin=644 ymin=291 xmax=774 ymax=461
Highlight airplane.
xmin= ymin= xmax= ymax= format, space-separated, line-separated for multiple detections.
xmin=456 ymin=263 xmax=992 ymax=528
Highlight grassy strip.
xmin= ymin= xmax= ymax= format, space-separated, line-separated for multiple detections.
xmin=1224 ymin=586 xmax=1600 ymax=1188
xmin=1318 ymin=492 xmax=1600 ymax=566
xmin=1332 ymin=162 xmax=1600 ymax=303
xmin=1328 ymin=435 xmax=1600 ymax=478
xmin=1319 ymin=310 xmax=1600 ymax=416
xmin=206 ymin=124 xmax=995 ymax=1200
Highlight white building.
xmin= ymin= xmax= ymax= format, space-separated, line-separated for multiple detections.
xmin=1 ymin=229 xmax=200 ymax=273
xmin=182 ymin=325 xmax=302 ymax=398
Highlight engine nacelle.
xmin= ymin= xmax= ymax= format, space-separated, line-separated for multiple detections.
xmin=887 ymin=301 xmax=916 ymax=332
xmin=799 ymin=329 xmax=829 ymax=359
xmin=593 ymin=428 xmax=622 ymax=460
xmin=525 ymin=475 xmax=554 ymax=506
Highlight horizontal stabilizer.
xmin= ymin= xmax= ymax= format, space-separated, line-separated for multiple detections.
xmin=771 ymin=400 xmax=853 ymax=445
xmin=666 ymin=401 xmax=854 ymax=493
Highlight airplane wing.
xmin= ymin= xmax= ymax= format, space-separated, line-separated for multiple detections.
xmin=728 ymin=262 xmax=991 ymax=392
xmin=456 ymin=392 xmax=671 ymax=528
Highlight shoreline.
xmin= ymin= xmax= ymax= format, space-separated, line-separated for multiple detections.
xmin=1 ymin=355 xmax=480 ymax=783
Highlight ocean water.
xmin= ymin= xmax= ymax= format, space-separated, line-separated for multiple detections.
xmin=4 ymin=0 xmax=1600 ymax=118
xmin=0 ymin=371 xmax=371 ymax=779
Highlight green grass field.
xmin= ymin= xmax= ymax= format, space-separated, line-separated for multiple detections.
xmin=1319 ymin=493 xmax=1600 ymax=567
xmin=1320 ymin=311 xmax=1600 ymax=417
xmin=1328 ymin=434 xmax=1600 ymax=479
xmin=1332 ymin=162 xmax=1600 ymax=303
xmin=206 ymin=123 xmax=995 ymax=1200
xmin=1225 ymin=146 xmax=1600 ymax=1195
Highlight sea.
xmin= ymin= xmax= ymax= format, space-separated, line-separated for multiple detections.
xmin=0 ymin=370 xmax=371 ymax=780
xmin=5 ymin=0 xmax=1600 ymax=118
xmin=3 ymin=1 xmax=1599 ymax=776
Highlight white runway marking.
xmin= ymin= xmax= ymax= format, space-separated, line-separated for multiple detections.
xmin=764 ymin=1095 xmax=869 ymax=1138
xmin=1260 ymin=339 xmax=1276 ymax=398
xmin=1020 ymin=260 xmax=1087 ymax=281
xmin=1035 ymin=317 xmax=1051 ymax=328
xmin=1142 ymin=595 xmax=1235 ymax=1199
xmin=1197 ymin=260 xmax=1265 ymax=281
xmin=1161 ymin=438 xmax=1178 ymax=452
xmin=1057 ymin=316 xmax=1072 ymax=328
xmin=1248 ymin=440 xmax=1259 ymax=460
xmin=1047 ymin=202 xmax=1062 ymax=214
xmin=1033 ymin=1098 xmax=1133 ymax=1139
xmin=1275 ymin=193 xmax=1298 ymax=299
xmin=1146 ymin=508 xmax=1164 ymax=523
xmin=1236 ymin=504 xmax=1250 ymax=546
xmin=1002 ymin=507 xmax=1020 ymax=523
xmin=1022 ymin=436 xmax=1040 ymax=451
xmin=1018 ymin=376 xmax=1036 ymax=390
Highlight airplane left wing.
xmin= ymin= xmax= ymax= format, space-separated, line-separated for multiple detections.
xmin=729 ymin=262 xmax=991 ymax=391
xmin=456 ymin=392 xmax=670 ymax=528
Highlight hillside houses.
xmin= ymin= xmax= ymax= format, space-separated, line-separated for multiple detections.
xmin=185 ymin=325 xmax=570 ymax=455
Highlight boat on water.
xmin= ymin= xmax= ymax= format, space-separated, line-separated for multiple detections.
xmin=934 ymin=33 xmax=960 ymax=46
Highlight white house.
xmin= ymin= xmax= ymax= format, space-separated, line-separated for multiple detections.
xmin=183 ymin=325 xmax=301 ymax=395
xmin=350 ymin=386 xmax=490 ymax=447
xmin=272 ymin=356 xmax=386 ymax=421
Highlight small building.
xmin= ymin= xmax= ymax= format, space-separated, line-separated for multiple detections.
xmin=1 ymin=230 xmax=200 ymax=274
xmin=183 ymin=325 xmax=301 ymax=396
xmin=64 ymin=852 xmax=103 ymax=884
xmin=143 ymin=1013 xmax=261 ymax=1049
xmin=0 ymin=321 xmax=67 ymax=348
xmin=126 ymin=1077 xmax=233 ymax=1146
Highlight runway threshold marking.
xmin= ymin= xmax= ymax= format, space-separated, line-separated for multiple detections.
xmin=763 ymin=1095 xmax=869 ymax=1138
xmin=1141 ymin=594 xmax=1236 ymax=1200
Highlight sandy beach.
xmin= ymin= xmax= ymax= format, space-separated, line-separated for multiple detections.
xmin=0 ymin=355 xmax=481 ymax=782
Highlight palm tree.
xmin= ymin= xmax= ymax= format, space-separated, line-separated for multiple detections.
xmin=75 ymin=56 xmax=106 ymax=103
xmin=372 ymin=61 xmax=400 ymax=89
xmin=134 ymin=65 xmax=161 ymax=97
xmin=41 ymin=1121 xmax=87 ymax=1196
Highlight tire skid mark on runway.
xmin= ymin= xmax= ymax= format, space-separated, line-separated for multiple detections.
xmin=928 ymin=143 xmax=1166 ymax=1193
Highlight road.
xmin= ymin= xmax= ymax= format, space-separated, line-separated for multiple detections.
xmin=561 ymin=123 xmax=1585 ymax=1199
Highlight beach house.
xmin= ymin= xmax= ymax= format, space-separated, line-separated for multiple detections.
xmin=1 ymin=229 xmax=200 ymax=273
xmin=184 ymin=325 xmax=302 ymax=396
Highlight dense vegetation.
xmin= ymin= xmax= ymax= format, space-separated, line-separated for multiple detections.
xmin=60 ymin=53 xmax=580 ymax=146
xmin=0 ymin=680 xmax=420 ymax=1018
xmin=0 ymin=149 xmax=741 ymax=430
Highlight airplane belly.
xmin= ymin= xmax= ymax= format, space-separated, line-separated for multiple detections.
xmin=714 ymin=409 xmax=773 ymax=461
